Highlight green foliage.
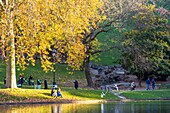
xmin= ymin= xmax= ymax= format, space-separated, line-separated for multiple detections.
xmin=121 ymin=4 xmax=170 ymax=79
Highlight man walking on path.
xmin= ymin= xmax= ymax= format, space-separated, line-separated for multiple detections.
xmin=146 ymin=78 xmax=150 ymax=90
xmin=151 ymin=78 xmax=155 ymax=90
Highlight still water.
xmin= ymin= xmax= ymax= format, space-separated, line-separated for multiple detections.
xmin=0 ymin=101 xmax=170 ymax=113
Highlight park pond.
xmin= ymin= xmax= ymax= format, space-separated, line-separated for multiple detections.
xmin=0 ymin=101 xmax=170 ymax=113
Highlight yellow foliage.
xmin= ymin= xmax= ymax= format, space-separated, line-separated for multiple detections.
xmin=148 ymin=4 xmax=155 ymax=11
xmin=0 ymin=0 xmax=104 ymax=71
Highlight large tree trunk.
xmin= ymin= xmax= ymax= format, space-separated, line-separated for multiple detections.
xmin=138 ymin=77 xmax=142 ymax=87
xmin=138 ymin=73 xmax=144 ymax=88
xmin=5 ymin=3 xmax=17 ymax=88
xmin=84 ymin=55 xmax=94 ymax=87
xmin=7 ymin=39 xmax=17 ymax=88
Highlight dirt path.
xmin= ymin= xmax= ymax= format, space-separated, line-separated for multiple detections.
xmin=113 ymin=92 xmax=126 ymax=99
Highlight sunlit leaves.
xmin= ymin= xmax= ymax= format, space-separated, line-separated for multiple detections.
xmin=0 ymin=0 xmax=103 ymax=72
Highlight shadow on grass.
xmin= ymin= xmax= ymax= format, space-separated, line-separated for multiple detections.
xmin=42 ymin=93 xmax=51 ymax=97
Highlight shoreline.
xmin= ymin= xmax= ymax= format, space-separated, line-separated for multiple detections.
xmin=1 ymin=98 xmax=170 ymax=106
xmin=0 ymin=99 xmax=109 ymax=106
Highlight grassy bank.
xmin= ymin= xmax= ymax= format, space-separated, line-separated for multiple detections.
xmin=0 ymin=88 xmax=120 ymax=104
xmin=0 ymin=88 xmax=170 ymax=104
xmin=121 ymin=89 xmax=170 ymax=100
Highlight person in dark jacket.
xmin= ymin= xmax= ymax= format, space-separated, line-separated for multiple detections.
xmin=146 ymin=78 xmax=150 ymax=90
xmin=44 ymin=79 xmax=48 ymax=89
xmin=73 ymin=80 xmax=79 ymax=90
xmin=28 ymin=75 xmax=33 ymax=85
xmin=18 ymin=74 xmax=24 ymax=87
xmin=151 ymin=78 xmax=155 ymax=90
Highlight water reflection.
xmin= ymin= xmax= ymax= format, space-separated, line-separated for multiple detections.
xmin=99 ymin=101 xmax=170 ymax=113
xmin=0 ymin=101 xmax=170 ymax=113
xmin=52 ymin=104 xmax=62 ymax=113
xmin=51 ymin=103 xmax=101 ymax=113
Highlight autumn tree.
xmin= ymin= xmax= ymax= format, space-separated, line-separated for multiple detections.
xmin=0 ymin=0 xmax=103 ymax=88
xmin=152 ymin=0 xmax=170 ymax=80
xmin=82 ymin=0 xmax=147 ymax=87
xmin=121 ymin=4 xmax=170 ymax=87
xmin=81 ymin=0 xmax=169 ymax=87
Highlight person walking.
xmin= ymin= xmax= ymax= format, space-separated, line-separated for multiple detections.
xmin=73 ymin=80 xmax=79 ymax=90
xmin=146 ymin=78 xmax=150 ymax=90
xmin=44 ymin=79 xmax=48 ymax=89
xmin=28 ymin=75 xmax=33 ymax=85
xmin=151 ymin=78 xmax=155 ymax=90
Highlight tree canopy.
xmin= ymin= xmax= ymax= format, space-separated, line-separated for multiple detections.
xmin=0 ymin=0 xmax=104 ymax=88
xmin=122 ymin=4 xmax=170 ymax=86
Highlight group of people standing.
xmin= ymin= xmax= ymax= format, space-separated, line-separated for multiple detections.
xmin=146 ymin=78 xmax=155 ymax=90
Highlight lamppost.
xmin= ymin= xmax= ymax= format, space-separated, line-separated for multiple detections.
xmin=52 ymin=49 xmax=57 ymax=87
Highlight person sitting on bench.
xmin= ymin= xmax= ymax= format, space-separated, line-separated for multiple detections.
xmin=130 ymin=82 xmax=136 ymax=91
xmin=57 ymin=87 xmax=62 ymax=98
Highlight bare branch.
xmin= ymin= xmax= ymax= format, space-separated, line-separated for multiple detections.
xmin=90 ymin=45 xmax=120 ymax=55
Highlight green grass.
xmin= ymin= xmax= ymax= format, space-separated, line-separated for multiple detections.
xmin=17 ymin=61 xmax=85 ymax=82
xmin=1 ymin=88 xmax=170 ymax=103
xmin=0 ymin=61 xmax=85 ymax=88
xmin=121 ymin=90 xmax=170 ymax=100
xmin=91 ymin=29 xmax=122 ymax=66
xmin=62 ymin=87 xmax=119 ymax=100
xmin=0 ymin=88 xmax=120 ymax=102
xmin=0 ymin=63 xmax=6 ymax=84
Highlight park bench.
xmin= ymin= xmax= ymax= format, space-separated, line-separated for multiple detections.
xmin=116 ymin=83 xmax=131 ymax=90
xmin=48 ymin=84 xmax=58 ymax=89
xmin=155 ymin=84 xmax=161 ymax=89
xmin=101 ymin=82 xmax=131 ymax=91
xmin=101 ymin=84 xmax=118 ymax=91
xmin=160 ymin=84 xmax=170 ymax=89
